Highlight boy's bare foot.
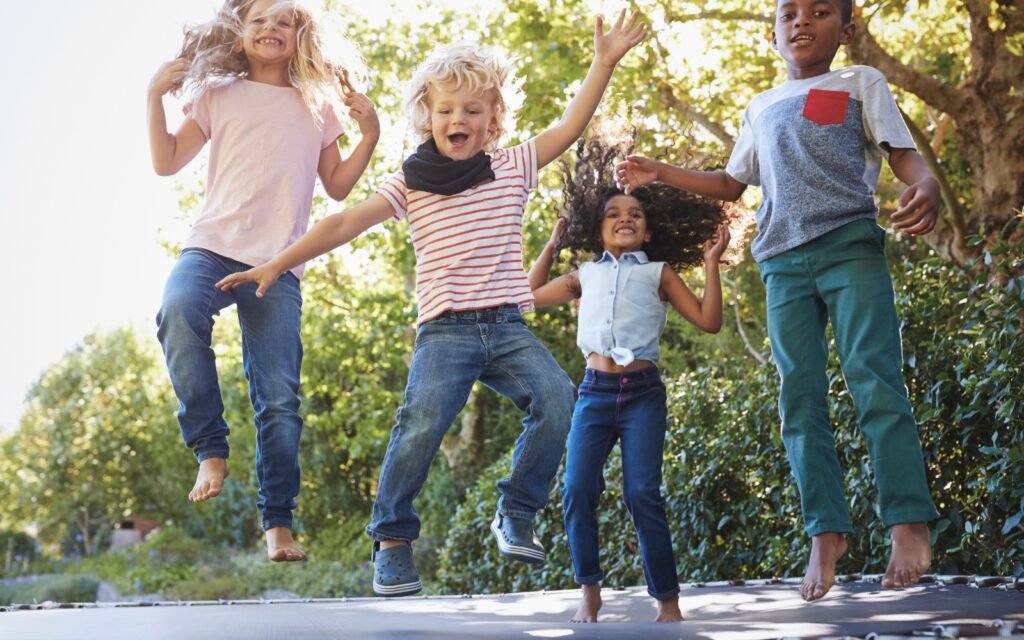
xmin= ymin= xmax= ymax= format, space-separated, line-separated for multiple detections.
xmin=882 ymin=522 xmax=931 ymax=589
xmin=569 ymin=584 xmax=602 ymax=623
xmin=801 ymin=532 xmax=848 ymax=601
xmin=655 ymin=596 xmax=685 ymax=622
xmin=188 ymin=458 xmax=229 ymax=502
xmin=266 ymin=527 xmax=306 ymax=562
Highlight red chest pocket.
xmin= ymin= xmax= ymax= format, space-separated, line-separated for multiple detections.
xmin=802 ymin=89 xmax=850 ymax=125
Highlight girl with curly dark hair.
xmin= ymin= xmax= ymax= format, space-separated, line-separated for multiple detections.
xmin=528 ymin=136 xmax=730 ymax=623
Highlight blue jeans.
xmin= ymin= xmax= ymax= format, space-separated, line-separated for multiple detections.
xmin=759 ymin=219 xmax=938 ymax=536
xmin=366 ymin=305 xmax=575 ymax=542
xmin=156 ymin=248 xmax=304 ymax=531
xmin=563 ymin=367 xmax=680 ymax=601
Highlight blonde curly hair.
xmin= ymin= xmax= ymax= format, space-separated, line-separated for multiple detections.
xmin=174 ymin=0 xmax=364 ymax=119
xmin=404 ymin=42 xmax=524 ymax=152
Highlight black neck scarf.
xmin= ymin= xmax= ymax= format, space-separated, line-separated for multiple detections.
xmin=402 ymin=139 xmax=495 ymax=196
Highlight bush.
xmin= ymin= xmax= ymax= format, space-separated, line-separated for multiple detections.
xmin=0 ymin=575 xmax=100 ymax=605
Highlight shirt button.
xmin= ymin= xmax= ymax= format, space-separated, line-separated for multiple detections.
xmin=606 ymin=320 xmax=612 ymax=325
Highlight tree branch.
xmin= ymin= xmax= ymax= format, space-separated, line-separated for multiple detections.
xmin=722 ymin=274 xmax=769 ymax=366
xmin=963 ymin=0 xmax=998 ymax=89
xmin=657 ymin=82 xmax=736 ymax=148
xmin=734 ymin=299 xmax=768 ymax=366
xmin=663 ymin=10 xmax=772 ymax=24
xmin=846 ymin=16 xmax=968 ymax=118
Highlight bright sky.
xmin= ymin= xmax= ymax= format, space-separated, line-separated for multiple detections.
xmin=0 ymin=0 xmax=690 ymax=435
xmin=0 ymin=0 xmax=226 ymax=434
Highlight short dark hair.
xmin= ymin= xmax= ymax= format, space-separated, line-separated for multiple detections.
xmin=839 ymin=0 xmax=853 ymax=24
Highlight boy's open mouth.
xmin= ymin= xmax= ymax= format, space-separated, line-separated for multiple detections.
xmin=790 ymin=34 xmax=814 ymax=43
xmin=448 ymin=134 xmax=469 ymax=145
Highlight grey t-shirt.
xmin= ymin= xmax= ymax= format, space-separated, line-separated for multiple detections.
xmin=725 ymin=66 xmax=915 ymax=262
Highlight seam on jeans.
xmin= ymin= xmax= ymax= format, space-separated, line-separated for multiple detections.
xmin=489 ymin=328 xmax=558 ymax=490
xmin=171 ymin=251 xmax=231 ymax=452
xmin=238 ymin=283 xmax=302 ymax=526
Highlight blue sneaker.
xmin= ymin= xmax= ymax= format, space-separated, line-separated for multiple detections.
xmin=490 ymin=512 xmax=545 ymax=565
xmin=372 ymin=541 xmax=422 ymax=597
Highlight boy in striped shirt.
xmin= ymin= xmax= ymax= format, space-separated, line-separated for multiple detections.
xmin=216 ymin=10 xmax=646 ymax=597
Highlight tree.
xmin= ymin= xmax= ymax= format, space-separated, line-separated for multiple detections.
xmin=4 ymin=329 xmax=191 ymax=555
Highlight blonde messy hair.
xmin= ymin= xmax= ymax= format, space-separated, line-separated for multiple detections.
xmin=405 ymin=43 xmax=524 ymax=152
xmin=173 ymin=0 xmax=365 ymax=119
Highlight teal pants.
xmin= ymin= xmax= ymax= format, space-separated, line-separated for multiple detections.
xmin=758 ymin=219 xmax=938 ymax=537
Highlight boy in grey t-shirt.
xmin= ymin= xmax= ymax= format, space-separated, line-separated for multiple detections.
xmin=617 ymin=0 xmax=940 ymax=602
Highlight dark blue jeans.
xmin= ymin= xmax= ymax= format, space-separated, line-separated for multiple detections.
xmin=366 ymin=305 xmax=575 ymax=542
xmin=156 ymin=248 xmax=303 ymax=531
xmin=563 ymin=367 xmax=680 ymax=601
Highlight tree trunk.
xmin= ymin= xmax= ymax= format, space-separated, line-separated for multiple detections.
xmin=440 ymin=386 xmax=485 ymax=487
xmin=847 ymin=2 xmax=1024 ymax=263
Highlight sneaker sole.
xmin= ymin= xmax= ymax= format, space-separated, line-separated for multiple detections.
xmin=490 ymin=519 xmax=545 ymax=565
xmin=373 ymin=579 xmax=422 ymax=597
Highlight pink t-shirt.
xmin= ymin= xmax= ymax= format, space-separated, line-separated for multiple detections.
xmin=376 ymin=140 xmax=539 ymax=325
xmin=186 ymin=78 xmax=344 ymax=278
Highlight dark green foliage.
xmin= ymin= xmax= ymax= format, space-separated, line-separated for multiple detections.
xmin=436 ymin=232 xmax=1024 ymax=594
xmin=0 ymin=575 xmax=100 ymax=605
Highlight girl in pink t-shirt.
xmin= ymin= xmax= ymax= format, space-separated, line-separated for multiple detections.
xmin=146 ymin=0 xmax=379 ymax=561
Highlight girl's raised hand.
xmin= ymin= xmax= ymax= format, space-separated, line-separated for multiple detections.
xmin=344 ymin=92 xmax=380 ymax=138
xmin=215 ymin=264 xmax=283 ymax=298
xmin=594 ymin=9 xmax=647 ymax=68
xmin=704 ymin=223 xmax=731 ymax=263
xmin=149 ymin=59 xmax=188 ymax=97
xmin=547 ymin=217 xmax=567 ymax=248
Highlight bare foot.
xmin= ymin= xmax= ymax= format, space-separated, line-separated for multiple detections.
xmin=800 ymin=532 xmax=848 ymax=601
xmin=569 ymin=584 xmax=602 ymax=623
xmin=188 ymin=458 xmax=229 ymax=503
xmin=266 ymin=527 xmax=306 ymax=562
xmin=882 ymin=522 xmax=931 ymax=589
xmin=655 ymin=596 xmax=684 ymax=622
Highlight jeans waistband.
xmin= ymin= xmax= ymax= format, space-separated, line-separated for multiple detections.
xmin=426 ymin=304 xmax=522 ymax=325
xmin=582 ymin=366 xmax=661 ymax=388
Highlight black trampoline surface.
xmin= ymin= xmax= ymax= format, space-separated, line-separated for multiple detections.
xmin=2 ymin=579 xmax=1022 ymax=640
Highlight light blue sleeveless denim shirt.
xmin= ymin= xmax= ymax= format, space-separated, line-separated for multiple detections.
xmin=577 ymin=251 xmax=667 ymax=366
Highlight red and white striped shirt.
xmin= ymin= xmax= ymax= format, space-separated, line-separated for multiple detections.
xmin=376 ymin=140 xmax=539 ymax=325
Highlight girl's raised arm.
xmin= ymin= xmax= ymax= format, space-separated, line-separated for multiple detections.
xmin=318 ymin=88 xmax=381 ymax=201
xmin=148 ymin=59 xmax=207 ymax=176
xmin=661 ymin=224 xmax=730 ymax=333
xmin=528 ymin=218 xmax=580 ymax=308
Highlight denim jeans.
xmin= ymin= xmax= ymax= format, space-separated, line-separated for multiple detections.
xmin=759 ymin=219 xmax=938 ymax=536
xmin=366 ymin=305 xmax=575 ymax=542
xmin=156 ymin=248 xmax=304 ymax=531
xmin=562 ymin=367 xmax=680 ymax=601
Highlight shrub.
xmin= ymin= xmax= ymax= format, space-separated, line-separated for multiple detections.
xmin=0 ymin=575 xmax=100 ymax=605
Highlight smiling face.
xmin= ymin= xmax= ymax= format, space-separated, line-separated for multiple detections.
xmin=772 ymin=0 xmax=855 ymax=79
xmin=600 ymin=194 xmax=651 ymax=257
xmin=427 ymin=81 xmax=499 ymax=160
xmin=241 ymin=0 xmax=298 ymax=67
